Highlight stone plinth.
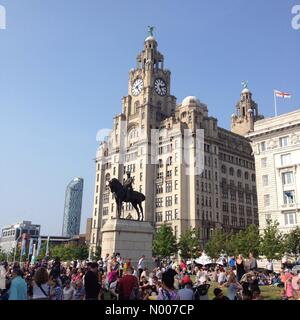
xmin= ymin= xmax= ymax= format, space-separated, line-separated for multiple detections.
xmin=101 ymin=218 xmax=154 ymax=266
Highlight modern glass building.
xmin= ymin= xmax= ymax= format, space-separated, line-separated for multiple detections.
xmin=62 ymin=177 xmax=84 ymax=237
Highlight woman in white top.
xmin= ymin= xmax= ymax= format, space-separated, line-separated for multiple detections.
xmin=32 ymin=267 xmax=50 ymax=300
xmin=63 ymin=280 xmax=75 ymax=300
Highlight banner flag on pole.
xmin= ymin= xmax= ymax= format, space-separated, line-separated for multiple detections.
xmin=274 ymin=90 xmax=292 ymax=99
xmin=273 ymin=89 xmax=292 ymax=116
xmin=21 ymin=238 xmax=26 ymax=256
xmin=31 ymin=244 xmax=36 ymax=265
xmin=36 ymin=237 xmax=42 ymax=257
xmin=45 ymin=236 xmax=50 ymax=257
xmin=28 ymin=238 xmax=34 ymax=256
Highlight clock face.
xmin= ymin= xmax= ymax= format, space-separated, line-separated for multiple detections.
xmin=154 ymin=78 xmax=167 ymax=96
xmin=131 ymin=78 xmax=144 ymax=96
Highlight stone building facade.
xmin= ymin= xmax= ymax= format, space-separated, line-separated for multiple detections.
xmin=247 ymin=110 xmax=300 ymax=233
xmin=89 ymin=35 xmax=259 ymax=255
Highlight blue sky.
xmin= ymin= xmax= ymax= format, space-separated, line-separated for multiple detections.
xmin=0 ymin=0 xmax=299 ymax=235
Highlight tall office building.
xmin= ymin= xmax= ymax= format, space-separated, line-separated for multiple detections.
xmin=62 ymin=177 xmax=84 ymax=237
xmin=89 ymin=33 xmax=259 ymax=255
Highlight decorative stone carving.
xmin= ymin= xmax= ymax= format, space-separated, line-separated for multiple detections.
xmin=267 ymin=138 xmax=278 ymax=149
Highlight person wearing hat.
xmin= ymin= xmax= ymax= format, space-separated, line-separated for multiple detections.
xmin=178 ymin=275 xmax=194 ymax=300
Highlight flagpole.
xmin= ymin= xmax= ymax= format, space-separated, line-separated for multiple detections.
xmin=274 ymin=90 xmax=278 ymax=117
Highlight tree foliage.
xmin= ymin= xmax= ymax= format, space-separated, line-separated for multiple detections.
xmin=284 ymin=226 xmax=300 ymax=256
xmin=205 ymin=228 xmax=227 ymax=259
xmin=178 ymin=228 xmax=201 ymax=259
xmin=260 ymin=220 xmax=285 ymax=260
xmin=153 ymin=224 xmax=177 ymax=259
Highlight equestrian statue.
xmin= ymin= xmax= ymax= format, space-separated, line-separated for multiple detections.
xmin=108 ymin=171 xmax=146 ymax=221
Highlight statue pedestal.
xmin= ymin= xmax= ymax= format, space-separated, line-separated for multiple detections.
xmin=101 ymin=218 xmax=154 ymax=267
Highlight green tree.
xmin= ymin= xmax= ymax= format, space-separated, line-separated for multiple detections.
xmin=284 ymin=227 xmax=300 ymax=257
xmin=234 ymin=225 xmax=260 ymax=258
xmin=93 ymin=246 xmax=102 ymax=261
xmin=178 ymin=228 xmax=201 ymax=260
xmin=260 ymin=220 xmax=285 ymax=260
xmin=153 ymin=224 xmax=177 ymax=259
xmin=74 ymin=244 xmax=89 ymax=260
xmin=205 ymin=228 xmax=227 ymax=259
xmin=0 ymin=247 xmax=7 ymax=262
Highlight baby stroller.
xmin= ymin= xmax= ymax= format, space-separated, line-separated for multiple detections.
xmin=193 ymin=283 xmax=210 ymax=300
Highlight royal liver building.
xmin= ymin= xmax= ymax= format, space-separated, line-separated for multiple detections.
xmin=89 ymin=32 xmax=259 ymax=255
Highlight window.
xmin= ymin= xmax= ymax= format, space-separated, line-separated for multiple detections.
xmin=156 ymin=198 xmax=163 ymax=208
xmin=166 ymin=170 xmax=172 ymax=178
xmin=94 ymin=208 xmax=97 ymax=216
xmin=111 ymin=203 xmax=114 ymax=212
xmin=281 ymin=154 xmax=291 ymax=166
xmin=166 ymin=181 xmax=172 ymax=193
xmin=280 ymin=136 xmax=289 ymax=148
xmin=284 ymin=211 xmax=297 ymax=225
xmin=157 ymin=172 xmax=163 ymax=179
xmin=283 ymin=191 xmax=295 ymax=204
xmin=221 ymin=165 xmax=227 ymax=174
xmin=231 ymin=216 xmax=238 ymax=227
xmin=282 ymin=172 xmax=294 ymax=185
xmin=260 ymin=141 xmax=266 ymax=152
xmin=237 ymin=169 xmax=242 ymax=178
xmin=222 ymin=202 xmax=229 ymax=212
xmin=229 ymin=167 xmax=234 ymax=176
xmin=174 ymin=194 xmax=179 ymax=205
xmin=244 ymin=172 xmax=249 ymax=180
xmin=103 ymin=207 xmax=108 ymax=216
xmin=103 ymin=193 xmax=109 ymax=203
xmin=264 ymin=195 xmax=270 ymax=207
xmin=155 ymin=212 xmax=163 ymax=222
xmin=246 ymin=207 xmax=252 ymax=217
xmin=165 ymin=211 xmax=172 ymax=221
xmin=261 ymin=158 xmax=267 ymax=168
xmin=175 ymin=209 xmax=179 ymax=219
xmin=239 ymin=218 xmax=245 ymax=227
xmin=175 ymin=167 xmax=178 ymax=176
xmin=239 ymin=205 xmax=245 ymax=216
xmin=251 ymin=174 xmax=256 ymax=182
xmin=175 ymin=180 xmax=178 ymax=190
xmin=166 ymin=196 xmax=172 ymax=206
xmin=230 ymin=191 xmax=236 ymax=201
xmin=156 ymin=184 xmax=163 ymax=194
xmin=262 ymin=175 xmax=269 ymax=187
xmin=231 ymin=203 xmax=237 ymax=214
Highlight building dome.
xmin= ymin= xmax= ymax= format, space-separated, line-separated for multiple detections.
xmin=182 ymin=96 xmax=201 ymax=106
xmin=145 ymin=36 xmax=156 ymax=42
xmin=242 ymin=88 xmax=250 ymax=94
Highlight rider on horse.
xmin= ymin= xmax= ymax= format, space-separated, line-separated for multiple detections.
xmin=123 ymin=171 xmax=134 ymax=201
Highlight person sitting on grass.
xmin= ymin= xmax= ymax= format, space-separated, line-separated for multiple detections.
xmin=212 ymin=288 xmax=229 ymax=300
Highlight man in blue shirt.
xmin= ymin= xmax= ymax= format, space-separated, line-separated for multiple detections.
xmin=8 ymin=268 xmax=27 ymax=300
xmin=229 ymin=256 xmax=236 ymax=269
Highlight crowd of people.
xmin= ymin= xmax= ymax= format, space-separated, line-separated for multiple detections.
xmin=0 ymin=252 xmax=300 ymax=301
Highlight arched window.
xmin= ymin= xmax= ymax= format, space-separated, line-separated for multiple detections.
xmin=244 ymin=172 xmax=249 ymax=180
xmin=105 ymin=173 xmax=110 ymax=191
xmin=229 ymin=167 xmax=234 ymax=176
xmin=237 ymin=169 xmax=242 ymax=178
xmin=221 ymin=165 xmax=227 ymax=174
xmin=251 ymin=174 xmax=256 ymax=182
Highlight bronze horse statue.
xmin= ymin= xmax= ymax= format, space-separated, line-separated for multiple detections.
xmin=108 ymin=178 xmax=146 ymax=221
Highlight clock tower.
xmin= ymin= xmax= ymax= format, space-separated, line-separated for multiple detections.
xmin=122 ymin=31 xmax=177 ymax=133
